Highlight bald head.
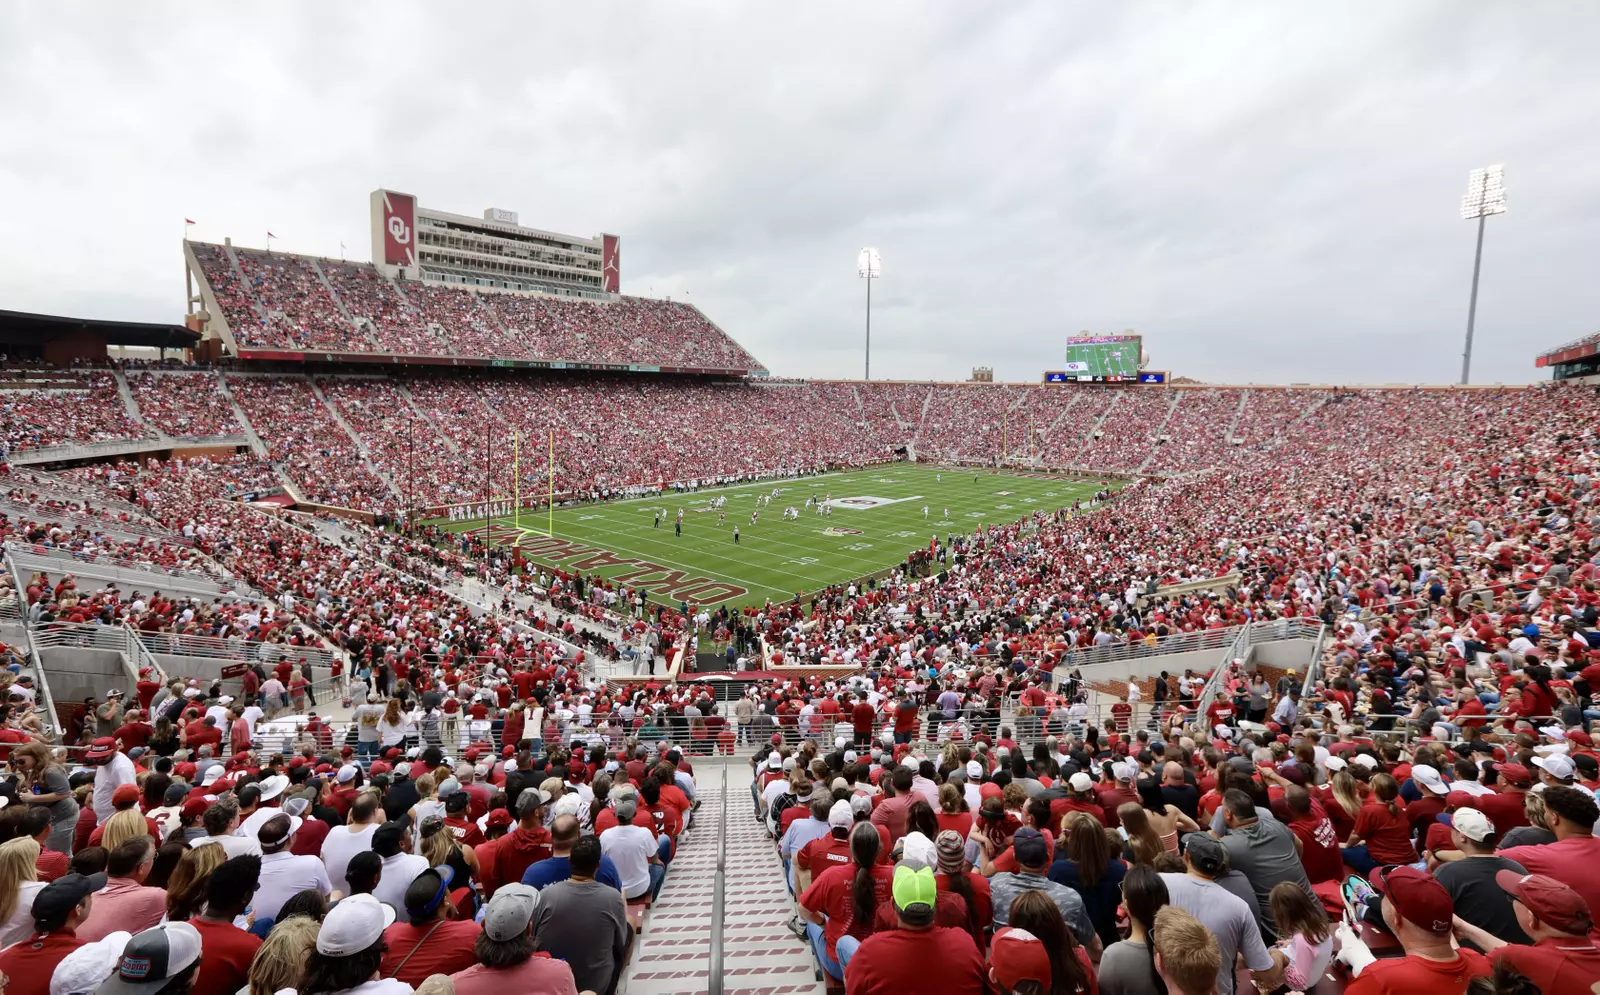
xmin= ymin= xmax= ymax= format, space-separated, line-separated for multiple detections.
xmin=1163 ymin=762 xmax=1185 ymax=786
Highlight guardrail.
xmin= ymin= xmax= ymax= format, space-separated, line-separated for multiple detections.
xmin=0 ymin=498 xmax=188 ymax=547
xmin=708 ymin=764 xmax=728 ymax=995
xmin=6 ymin=542 xmax=253 ymax=599
xmin=123 ymin=624 xmax=169 ymax=686
xmin=20 ymin=621 xmax=60 ymax=741
xmin=29 ymin=621 xmax=146 ymax=689
xmin=134 ymin=630 xmax=337 ymax=672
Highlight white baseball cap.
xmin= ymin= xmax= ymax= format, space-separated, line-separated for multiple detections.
xmin=1411 ymin=765 xmax=1448 ymax=795
xmin=316 ymin=894 xmax=396 ymax=956
xmin=966 ymin=760 xmax=983 ymax=778
xmin=49 ymin=930 xmax=130 ymax=995
xmin=1068 ymin=772 xmax=1094 ymax=792
xmin=1324 ymin=756 xmax=1348 ymax=772
xmin=828 ymin=800 xmax=853 ymax=829
xmin=335 ymin=764 xmax=358 ymax=784
xmin=1533 ymin=754 xmax=1576 ymax=780
xmin=1449 ymin=807 xmax=1495 ymax=843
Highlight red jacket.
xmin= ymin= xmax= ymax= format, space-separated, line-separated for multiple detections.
xmin=477 ymin=824 xmax=552 ymax=896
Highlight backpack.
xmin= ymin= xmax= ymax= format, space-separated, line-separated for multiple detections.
xmin=766 ymin=790 xmax=796 ymax=835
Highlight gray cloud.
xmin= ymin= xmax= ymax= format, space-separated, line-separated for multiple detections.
xmin=1 ymin=1 xmax=1595 ymax=384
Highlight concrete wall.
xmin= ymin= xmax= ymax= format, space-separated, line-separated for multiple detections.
xmin=40 ymin=647 xmax=134 ymax=704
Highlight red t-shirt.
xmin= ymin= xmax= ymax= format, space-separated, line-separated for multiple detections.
xmin=853 ymin=702 xmax=876 ymax=733
xmin=380 ymin=919 xmax=483 ymax=986
xmin=797 ymin=832 xmax=854 ymax=880
xmin=1287 ymin=811 xmax=1344 ymax=884
xmin=799 ymin=862 xmax=894 ymax=961
xmin=1497 ymin=836 xmax=1600 ymax=919
xmin=1492 ymin=936 xmax=1600 ymax=995
xmin=935 ymin=811 xmax=974 ymax=837
xmin=842 ymin=925 xmax=989 ymax=995
xmin=1353 ymin=801 xmax=1418 ymax=864
xmin=1473 ymin=789 xmax=1530 ymax=834
xmin=188 ymin=919 xmax=263 ymax=995
xmin=0 ymin=931 xmax=83 ymax=995
xmin=1344 ymin=948 xmax=1491 ymax=995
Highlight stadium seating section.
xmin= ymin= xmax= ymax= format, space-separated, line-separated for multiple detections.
xmin=192 ymin=243 xmax=764 ymax=371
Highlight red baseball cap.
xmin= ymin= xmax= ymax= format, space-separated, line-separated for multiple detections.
xmin=1495 ymin=871 xmax=1592 ymax=934
xmin=1371 ymin=866 xmax=1453 ymax=933
xmin=180 ymin=796 xmax=209 ymax=820
xmin=485 ymin=809 xmax=513 ymax=829
xmin=1495 ymin=763 xmax=1532 ymax=786
xmin=369 ymin=761 xmax=391 ymax=776
xmin=111 ymin=784 xmax=140 ymax=807
xmin=1444 ymin=790 xmax=1476 ymax=810
xmin=990 ymin=927 xmax=1052 ymax=992
xmin=173 ymin=762 xmax=197 ymax=780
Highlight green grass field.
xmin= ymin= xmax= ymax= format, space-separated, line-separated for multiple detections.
xmin=431 ymin=465 xmax=1117 ymax=609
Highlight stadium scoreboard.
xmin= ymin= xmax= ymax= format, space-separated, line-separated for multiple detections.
xmin=1044 ymin=333 xmax=1151 ymax=383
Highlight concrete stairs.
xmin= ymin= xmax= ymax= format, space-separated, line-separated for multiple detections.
xmin=1137 ymin=391 xmax=1184 ymax=474
xmin=396 ymin=383 xmax=460 ymax=453
xmin=306 ymin=379 xmax=404 ymax=503
xmin=1223 ymin=390 xmax=1249 ymax=442
xmin=110 ymin=367 xmax=166 ymax=441
xmin=310 ymin=259 xmax=384 ymax=351
xmin=216 ymin=374 xmax=271 ymax=458
xmin=624 ymin=766 xmax=822 ymax=995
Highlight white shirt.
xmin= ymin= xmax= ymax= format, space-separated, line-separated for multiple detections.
xmin=370 ymin=852 xmax=429 ymax=912
xmin=189 ymin=833 xmax=262 ymax=859
xmin=92 ymin=753 xmax=137 ymax=824
xmin=254 ymin=850 xmax=333 ymax=922
xmin=0 ymin=880 xmax=46 ymax=947
xmin=600 ymin=823 xmax=656 ymax=899
xmin=320 ymin=824 xmax=378 ymax=892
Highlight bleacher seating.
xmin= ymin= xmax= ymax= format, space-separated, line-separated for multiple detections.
xmin=126 ymin=371 xmax=242 ymax=438
xmin=0 ymin=372 xmax=152 ymax=452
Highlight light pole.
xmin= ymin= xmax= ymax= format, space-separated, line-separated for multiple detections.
xmin=857 ymin=247 xmax=880 ymax=380
xmin=1458 ymin=164 xmax=1506 ymax=385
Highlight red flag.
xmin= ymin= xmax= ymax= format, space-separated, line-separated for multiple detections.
xmin=267 ymin=231 xmax=277 ymax=239
xmin=184 ymin=218 xmax=196 ymax=225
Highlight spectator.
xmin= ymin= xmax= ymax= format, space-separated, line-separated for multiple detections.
xmin=370 ymin=821 xmax=429 ymax=913
xmin=303 ymin=894 xmax=409 ymax=995
xmin=988 ymin=829 xmax=1099 ymax=955
xmin=1493 ymin=786 xmax=1600 ymax=917
xmin=842 ymin=863 xmax=988 ymax=995
xmin=379 ymin=867 xmax=481 ymax=986
xmin=1267 ymin=881 xmax=1333 ymax=993
xmin=1003 ymin=889 xmax=1097 ymax=994
xmin=1431 ymin=807 xmax=1529 ymax=947
xmin=254 ymin=813 xmax=334 ymax=924
xmin=800 ymin=822 xmax=891 ymax=982
xmin=447 ymin=883 xmax=579 ymax=995
xmin=245 ymin=914 xmax=320 ymax=995
xmin=1096 ymin=864 xmax=1169 ymax=995
xmin=74 ymin=837 xmax=166 ymax=942
xmin=1213 ymin=789 xmax=1312 ymax=937
xmin=1158 ymin=834 xmax=1279 ymax=995
xmin=1048 ymin=810 xmax=1127 ymax=947
xmin=1338 ymin=866 xmax=1491 ymax=994
xmin=598 ymin=794 xmax=661 ymax=903
xmin=1151 ymin=907 xmax=1222 ymax=995
xmin=84 ymin=739 xmax=135 ymax=826
xmin=92 ymin=921 xmax=204 ymax=995
xmin=533 ymin=837 xmax=630 ymax=995
xmin=189 ymin=854 xmax=263 ymax=995
xmin=321 ymin=791 xmax=383 ymax=897
xmin=0 ymin=836 xmax=45 ymax=948
xmin=1450 ymin=871 xmax=1600 ymax=993
xmin=477 ymin=790 xmax=552 ymax=898
xmin=0 ymin=872 xmax=105 ymax=995
xmin=12 ymin=742 xmax=79 ymax=854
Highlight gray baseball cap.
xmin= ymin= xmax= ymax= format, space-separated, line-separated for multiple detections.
xmin=482 ymin=883 xmax=541 ymax=941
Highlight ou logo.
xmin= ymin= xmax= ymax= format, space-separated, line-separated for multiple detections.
xmin=387 ymin=215 xmax=411 ymax=244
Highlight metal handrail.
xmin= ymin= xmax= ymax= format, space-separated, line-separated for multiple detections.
xmin=708 ymin=764 xmax=727 ymax=995
xmin=123 ymin=624 xmax=169 ymax=686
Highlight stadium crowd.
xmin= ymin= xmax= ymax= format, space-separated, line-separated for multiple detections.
xmin=125 ymin=373 xmax=242 ymax=440
xmin=192 ymin=244 xmax=763 ymax=372
xmin=0 ymin=368 xmax=1593 ymax=993
xmin=0 ymin=373 xmax=151 ymax=453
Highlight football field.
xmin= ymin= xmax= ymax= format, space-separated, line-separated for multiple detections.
xmin=431 ymin=464 xmax=1117 ymax=609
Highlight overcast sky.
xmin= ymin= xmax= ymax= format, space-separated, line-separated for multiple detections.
xmin=2 ymin=2 xmax=1596 ymax=384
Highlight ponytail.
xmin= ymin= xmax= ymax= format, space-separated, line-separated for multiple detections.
xmin=849 ymin=823 xmax=880 ymax=930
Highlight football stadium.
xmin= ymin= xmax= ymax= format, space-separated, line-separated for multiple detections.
xmin=2 ymin=7 xmax=1599 ymax=995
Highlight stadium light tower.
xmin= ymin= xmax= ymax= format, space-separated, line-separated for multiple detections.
xmin=857 ymin=247 xmax=881 ymax=380
xmin=1458 ymin=164 xmax=1506 ymax=384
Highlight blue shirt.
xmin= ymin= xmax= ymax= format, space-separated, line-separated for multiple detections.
xmin=521 ymin=853 xmax=623 ymax=892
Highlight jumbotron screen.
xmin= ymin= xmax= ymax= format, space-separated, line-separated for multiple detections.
xmin=1062 ymin=334 xmax=1142 ymax=381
